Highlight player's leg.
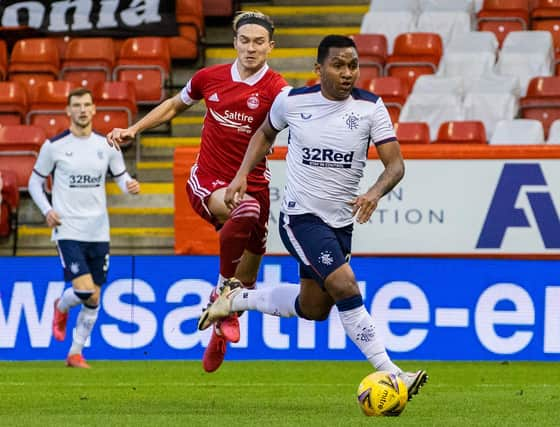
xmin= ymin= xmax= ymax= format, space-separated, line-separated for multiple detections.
xmin=65 ymin=242 xmax=109 ymax=368
xmin=53 ymin=240 xmax=95 ymax=342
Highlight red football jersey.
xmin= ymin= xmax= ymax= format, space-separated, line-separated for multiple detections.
xmin=182 ymin=62 xmax=288 ymax=192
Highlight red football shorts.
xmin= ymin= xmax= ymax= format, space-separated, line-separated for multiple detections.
xmin=185 ymin=163 xmax=270 ymax=255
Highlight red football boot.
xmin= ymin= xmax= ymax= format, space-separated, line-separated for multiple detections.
xmin=52 ymin=298 xmax=68 ymax=341
xmin=66 ymin=354 xmax=91 ymax=369
xmin=202 ymin=327 xmax=227 ymax=373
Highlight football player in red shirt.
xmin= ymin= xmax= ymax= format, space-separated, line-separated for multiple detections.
xmin=106 ymin=11 xmax=288 ymax=372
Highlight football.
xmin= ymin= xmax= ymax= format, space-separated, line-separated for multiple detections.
xmin=357 ymin=371 xmax=408 ymax=416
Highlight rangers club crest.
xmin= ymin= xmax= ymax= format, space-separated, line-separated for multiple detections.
xmin=247 ymin=94 xmax=260 ymax=110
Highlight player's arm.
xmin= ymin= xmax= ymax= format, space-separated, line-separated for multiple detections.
xmin=28 ymin=141 xmax=62 ymax=227
xmin=350 ymin=141 xmax=405 ymax=224
xmin=106 ymin=93 xmax=190 ymax=148
xmin=109 ymin=149 xmax=141 ymax=195
xmin=224 ymin=117 xmax=279 ymax=209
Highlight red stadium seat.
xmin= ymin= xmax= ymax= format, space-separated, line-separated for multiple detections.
xmin=434 ymin=121 xmax=488 ymax=144
xmin=26 ymin=81 xmax=79 ymax=139
xmin=0 ymin=39 xmax=7 ymax=80
xmin=0 ymin=169 xmax=20 ymax=253
xmin=0 ymin=125 xmax=46 ymax=190
xmin=202 ymin=0 xmax=237 ymax=17
xmin=60 ymin=38 xmax=115 ymax=90
xmin=0 ymin=81 xmax=28 ymax=126
xmin=520 ymin=76 xmax=560 ymax=137
xmin=8 ymin=38 xmax=60 ymax=93
xmin=351 ymin=34 xmax=388 ymax=78
xmin=385 ymin=33 xmax=443 ymax=87
xmin=355 ymin=66 xmax=383 ymax=90
xmin=92 ymin=81 xmax=138 ymax=141
xmin=171 ymin=0 xmax=205 ymax=61
xmin=363 ymin=77 xmax=410 ymax=123
xmin=113 ymin=37 xmax=170 ymax=104
xmin=394 ymin=122 xmax=431 ymax=144
xmin=477 ymin=0 xmax=530 ymax=46
xmin=532 ymin=0 xmax=560 ymax=19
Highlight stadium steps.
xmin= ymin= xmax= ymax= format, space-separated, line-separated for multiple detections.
xmin=0 ymin=183 xmax=175 ymax=256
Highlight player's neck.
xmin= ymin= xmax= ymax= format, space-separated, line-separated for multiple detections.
xmin=70 ymin=124 xmax=92 ymax=138
xmin=236 ymin=61 xmax=265 ymax=81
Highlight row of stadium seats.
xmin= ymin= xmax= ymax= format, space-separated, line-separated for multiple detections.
xmin=0 ymin=80 xmax=137 ymax=140
xmin=394 ymin=118 xmax=560 ymax=144
xmin=351 ymin=30 xmax=553 ymax=94
xmin=361 ymin=0 xmax=557 ymax=49
xmin=0 ymin=37 xmax=170 ymax=105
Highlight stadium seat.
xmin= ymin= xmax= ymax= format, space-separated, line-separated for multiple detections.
xmin=519 ymin=76 xmax=560 ymax=137
xmin=170 ymin=0 xmax=204 ymax=61
xmin=370 ymin=0 xmax=420 ymax=12
xmin=8 ymin=38 xmax=60 ymax=93
xmin=360 ymin=11 xmax=417 ymax=53
xmin=52 ymin=36 xmax=72 ymax=60
xmin=412 ymin=74 xmax=464 ymax=96
xmin=434 ymin=120 xmax=488 ymax=143
xmin=363 ymin=77 xmax=410 ymax=123
xmin=0 ymin=125 xmax=46 ymax=190
xmin=355 ymin=66 xmax=384 ymax=89
xmin=495 ymin=31 xmax=554 ymax=95
xmin=394 ymin=121 xmax=431 ymax=144
xmin=92 ymin=81 xmax=138 ymax=141
xmin=489 ymin=119 xmax=545 ymax=144
xmin=26 ymin=81 xmax=79 ymax=139
xmin=531 ymin=0 xmax=560 ymax=19
xmin=202 ymin=0 xmax=237 ymax=17
xmin=531 ymin=20 xmax=560 ymax=74
xmin=351 ymin=34 xmax=388 ymax=77
xmin=385 ymin=33 xmax=443 ymax=87
xmin=463 ymin=73 xmax=520 ymax=138
xmin=113 ymin=37 xmax=171 ymax=104
xmin=477 ymin=0 xmax=530 ymax=46
xmin=546 ymin=118 xmax=560 ymax=142
xmin=436 ymin=32 xmax=498 ymax=87
xmin=0 ymin=81 xmax=28 ymax=126
xmin=399 ymin=92 xmax=464 ymax=139
xmin=0 ymin=168 xmax=20 ymax=253
xmin=419 ymin=0 xmax=474 ymax=11
xmin=60 ymin=38 xmax=115 ymax=90
xmin=0 ymin=39 xmax=7 ymax=80
xmin=416 ymin=9 xmax=472 ymax=46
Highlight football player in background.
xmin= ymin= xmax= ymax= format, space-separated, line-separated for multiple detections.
xmin=28 ymin=87 xmax=140 ymax=368
xmin=201 ymin=35 xmax=428 ymax=399
xmin=106 ymin=11 xmax=288 ymax=372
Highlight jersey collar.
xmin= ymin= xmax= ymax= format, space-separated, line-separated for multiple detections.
xmin=231 ymin=60 xmax=269 ymax=85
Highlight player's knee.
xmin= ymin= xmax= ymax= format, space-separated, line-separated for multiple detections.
xmin=324 ymin=269 xmax=359 ymax=301
xmin=74 ymin=289 xmax=94 ymax=301
xmin=230 ymin=199 xmax=260 ymax=224
xmin=296 ymin=297 xmax=332 ymax=321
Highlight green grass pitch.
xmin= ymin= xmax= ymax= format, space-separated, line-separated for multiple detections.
xmin=0 ymin=360 xmax=559 ymax=426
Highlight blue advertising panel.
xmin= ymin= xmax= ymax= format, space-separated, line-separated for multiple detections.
xmin=0 ymin=255 xmax=559 ymax=361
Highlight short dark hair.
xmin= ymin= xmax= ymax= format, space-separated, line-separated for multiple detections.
xmin=67 ymin=87 xmax=93 ymax=105
xmin=233 ymin=10 xmax=275 ymax=39
xmin=317 ymin=35 xmax=357 ymax=64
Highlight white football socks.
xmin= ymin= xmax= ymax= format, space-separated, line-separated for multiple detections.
xmin=337 ymin=304 xmax=401 ymax=374
xmin=69 ymin=305 xmax=99 ymax=356
xmin=230 ymin=285 xmax=299 ymax=317
xmin=57 ymin=287 xmax=82 ymax=312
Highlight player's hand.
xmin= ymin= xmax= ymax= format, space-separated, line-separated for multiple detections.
xmin=45 ymin=209 xmax=62 ymax=227
xmin=126 ymin=179 xmax=140 ymax=195
xmin=106 ymin=128 xmax=136 ymax=151
xmin=347 ymin=194 xmax=379 ymax=224
xmin=224 ymin=175 xmax=248 ymax=210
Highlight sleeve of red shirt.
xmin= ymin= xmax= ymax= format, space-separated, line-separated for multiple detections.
xmin=187 ymin=68 xmax=207 ymax=101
